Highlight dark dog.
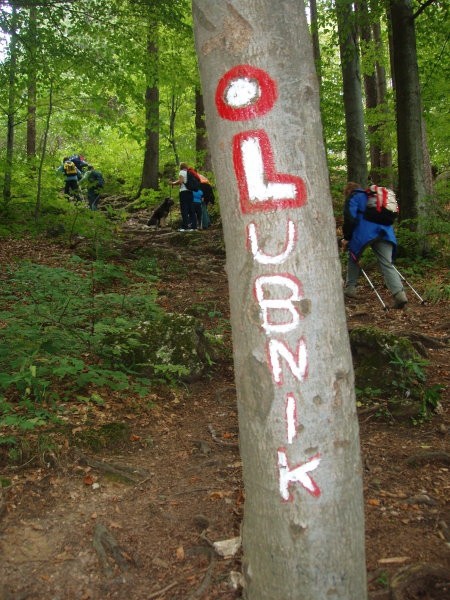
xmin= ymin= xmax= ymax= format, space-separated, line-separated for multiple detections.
xmin=147 ymin=197 xmax=174 ymax=227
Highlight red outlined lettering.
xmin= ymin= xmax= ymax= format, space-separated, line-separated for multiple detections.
xmin=267 ymin=338 xmax=308 ymax=385
xmin=247 ymin=220 xmax=297 ymax=265
xmin=278 ymin=449 xmax=321 ymax=501
xmin=215 ymin=64 xmax=277 ymax=121
xmin=254 ymin=274 xmax=304 ymax=334
xmin=233 ymin=130 xmax=307 ymax=214
xmin=286 ymin=393 xmax=298 ymax=444
xmin=214 ymin=63 xmax=322 ymax=503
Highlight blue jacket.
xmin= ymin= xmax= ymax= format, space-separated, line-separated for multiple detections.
xmin=343 ymin=189 xmax=397 ymax=258
xmin=192 ymin=189 xmax=204 ymax=204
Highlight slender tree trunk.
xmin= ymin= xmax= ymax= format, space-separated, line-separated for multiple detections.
xmin=140 ymin=17 xmax=159 ymax=192
xmin=168 ymin=92 xmax=179 ymax=166
xmin=193 ymin=2 xmax=367 ymax=599
xmin=309 ymin=0 xmax=322 ymax=85
xmin=372 ymin=19 xmax=393 ymax=185
xmin=421 ymin=119 xmax=433 ymax=197
xmin=27 ymin=5 xmax=38 ymax=158
xmin=389 ymin=0 xmax=426 ymax=222
xmin=358 ymin=0 xmax=380 ymax=183
xmin=195 ymin=89 xmax=212 ymax=171
xmin=2 ymin=5 xmax=19 ymax=211
xmin=336 ymin=0 xmax=368 ymax=185
xmin=35 ymin=82 xmax=53 ymax=220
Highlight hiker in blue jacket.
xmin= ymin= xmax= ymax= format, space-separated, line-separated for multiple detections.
xmin=80 ymin=164 xmax=104 ymax=210
xmin=342 ymin=181 xmax=407 ymax=309
xmin=57 ymin=157 xmax=82 ymax=202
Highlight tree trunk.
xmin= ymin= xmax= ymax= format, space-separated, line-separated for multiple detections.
xmin=168 ymin=92 xmax=179 ymax=167
xmin=192 ymin=2 xmax=367 ymax=599
xmin=358 ymin=0 xmax=380 ymax=182
xmin=195 ymin=89 xmax=212 ymax=171
xmin=389 ymin=0 xmax=426 ymax=222
xmin=140 ymin=18 xmax=159 ymax=192
xmin=2 ymin=4 xmax=19 ymax=211
xmin=336 ymin=0 xmax=368 ymax=185
xmin=26 ymin=5 xmax=37 ymax=158
xmin=309 ymin=0 xmax=322 ymax=85
xmin=373 ymin=19 xmax=393 ymax=186
xmin=35 ymin=82 xmax=53 ymax=221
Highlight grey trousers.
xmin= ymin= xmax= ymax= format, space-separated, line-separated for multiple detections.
xmin=346 ymin=240 xmax=404 ymax=296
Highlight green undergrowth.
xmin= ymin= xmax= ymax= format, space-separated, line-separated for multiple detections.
xmin=0 ymin=254 xmax=168 ymax=431
xmin=352 ymin=326 xmax=443 ymax=423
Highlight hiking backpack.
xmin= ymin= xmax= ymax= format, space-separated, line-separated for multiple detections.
xmin=364 ymin=185 xmax=399 ymax=225
xmin=69 ymin=154 xmax=88 ymax=171
xmin=63 ymin=161 xmax=78 ymax=176
xmin=185 ymin=168 xmax=200 ymax=192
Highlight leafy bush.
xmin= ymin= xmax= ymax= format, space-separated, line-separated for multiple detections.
xmin=0 ymin=258 xmax=164 ymax=428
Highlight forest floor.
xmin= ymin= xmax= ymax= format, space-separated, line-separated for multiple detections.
xmin=0 ymin=212 xmax=449 ymax=600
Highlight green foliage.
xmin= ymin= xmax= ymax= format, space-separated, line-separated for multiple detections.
xmin=389 ymin=351 xmax=443 ymax=422
xmin=0 ymin=257 xmax=165 ymax=428
xmin=350 ymin=326 xmax=443 ymax=423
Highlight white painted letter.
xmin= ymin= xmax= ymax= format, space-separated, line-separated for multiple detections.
xmin=255 ymin=275 xmax=303 ymax=334
xmin=286 ymin=393 xmax=297 ymax=444
xmin=278 ymin=449 xmax=321 ymax=501
xmin=268 ymin=338 xmax=308 ymax=385
xmin=247 ymin=220 xmax=297 ymax=265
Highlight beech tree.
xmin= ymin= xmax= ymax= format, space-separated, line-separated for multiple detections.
xmin=336 ymin=0 xmax=368 ymax=185
xmin=193 ymin=1 xmax=367 ymax=598
xmin=2 ymin=2 xmax=18 ymax=210
xmin=389 ymin=0 xmax=427 ymax=223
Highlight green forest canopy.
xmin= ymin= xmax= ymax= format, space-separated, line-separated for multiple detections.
xmin=0 ymin=0 xmax=448 ymax=208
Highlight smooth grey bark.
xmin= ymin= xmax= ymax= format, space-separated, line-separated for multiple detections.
xmin=309 ymin=0 xmax=322 ymax=85
xmin=389 ymin=0 xmax=426 ymax=222
xmin=336 ymin=0 xmax=368 ymax=185
xmin=372 ymin=19 xmax=393 ymax=185
xmin=34 ymin=81 xmax=53 ymax=220
xmin=140 ymin=18 xmax=160 ymax=192
xmin=192 ymin=2 xmax=367 ymax=599
xmin=2 ymin=4 xmax=19 ymax=210
xmin=195 ymin=89 xmax=213 ymax=171
xmin=26 ymin=5 xmax=37 ymax=158
xmin=359 ymin=0 xmax=380 ymax=181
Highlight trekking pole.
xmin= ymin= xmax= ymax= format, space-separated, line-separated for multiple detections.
xmin=350 ymin=251 xmax=388 ymax=311
xmin=390 ymin=264 xmax=426 ymax=304
xmin=372 ymin=248 xmax=426 ymax=305
xmin=360 ymin=267 xmax=389 ymax=311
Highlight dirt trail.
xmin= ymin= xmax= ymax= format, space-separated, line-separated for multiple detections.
xmin=0 ymin=222 xmax=449 ymax=600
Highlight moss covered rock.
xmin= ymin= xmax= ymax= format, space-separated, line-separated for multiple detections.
xmin=349 ymin=326 xmax=434 ymax=418
xmin=350 ymin=326 xmax=418 ymax=389
xmin=110 ymin=313 xmax=222 ymax=383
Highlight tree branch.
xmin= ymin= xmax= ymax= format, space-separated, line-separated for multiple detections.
xmin=413 ymin=0 xmax=437 ymax=20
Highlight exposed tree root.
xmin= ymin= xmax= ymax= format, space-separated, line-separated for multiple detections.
xmin=405 ymin=451 xmax=450 ymax=466
xmin=76 ymin=451 xmax=146 ymax=483
xmin=186 ymin=546 xmax=216 ymax=600
xmin=390 ymin=563 xmax=450 ymax=599
xmin=146 ymin=581 xmax=179 ymax=599
xmin=391 ymin=330 xmax=449 ymax=349
xmin=208 ymin=424 xmax=239 ymax=448
xmin=93 ymin=523 xmax=134 ymax=577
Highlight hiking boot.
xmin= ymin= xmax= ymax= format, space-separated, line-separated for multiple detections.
xmin=344 ymin=286 xmax=358 ymax=299
xmin=393 ymin=290 xmax=408 ymax=309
